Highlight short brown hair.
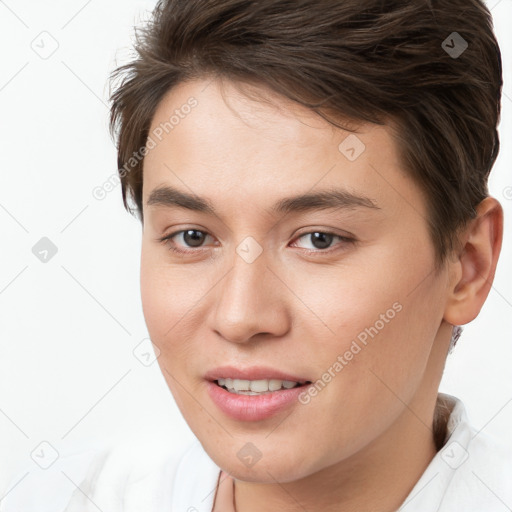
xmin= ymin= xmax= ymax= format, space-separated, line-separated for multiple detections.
xmin=110 ymin=0 xmax=502 ymax=264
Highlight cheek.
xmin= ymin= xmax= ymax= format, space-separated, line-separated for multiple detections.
xmin=140 ymin=256 xmax=170 ymax=342
xmin=140 ymin=243 xmax=214 ymax=388
xmin=140 ymin=246 xmax=189 ymax=369
xmin=283 ymin=258 xmax=409 ymax=353
xmin=140 ymin=253 xmax=198 ymax=409
xmin=285 ymin=258 xmax=445 ymax=459
xmin=140 ymin=243 xmax=194 ymax=339
xmin=295 ymin=246 xmax=445 ymax=396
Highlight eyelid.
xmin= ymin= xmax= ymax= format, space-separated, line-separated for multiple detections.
xmin=291 ymin=230 xmax=355 ymax=253
xmin=157 ymin=228 xmax=217 ymax=253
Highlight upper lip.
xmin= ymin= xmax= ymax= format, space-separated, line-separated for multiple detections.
xmin=205 ymin=366 xmax=311 ymax=383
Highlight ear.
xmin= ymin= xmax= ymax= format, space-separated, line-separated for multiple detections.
xmin=444 ymin=196 xmax=503 ymax=326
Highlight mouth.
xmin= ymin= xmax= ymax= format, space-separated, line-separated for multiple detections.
xmin=204 ymin=366 xmax=314 ymax=420
xmin=214 ymin=378 xmax=312 ymax=395
xmin=206 ymin=375 xmax=314 ymax=421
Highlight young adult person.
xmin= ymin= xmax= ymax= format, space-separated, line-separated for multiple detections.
xmin=3 ymin=0 xmax=510 ymax=510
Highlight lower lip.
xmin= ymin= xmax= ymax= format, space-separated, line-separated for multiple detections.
xmin=206 ymin=381 xmax=311 ymax=421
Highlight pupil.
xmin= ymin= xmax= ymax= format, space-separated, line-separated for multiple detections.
xmin=311 ymin=232 xmax=332 ymax=249
xmin=184 ymin=230 xmax=204 ymax=247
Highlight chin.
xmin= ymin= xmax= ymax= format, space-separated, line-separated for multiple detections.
xmin=209 ymin=447 xmax=315 ymax=484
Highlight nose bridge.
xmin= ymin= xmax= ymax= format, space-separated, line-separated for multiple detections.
xmin=211 ymin=241 xmax=289 ymax=343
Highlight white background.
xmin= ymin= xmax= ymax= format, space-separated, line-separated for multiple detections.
xmin=0 ymin=0 xmax=511 ymax=497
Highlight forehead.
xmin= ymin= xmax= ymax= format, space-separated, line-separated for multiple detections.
xmin=142 ymin=78 xmax=424 ymax=221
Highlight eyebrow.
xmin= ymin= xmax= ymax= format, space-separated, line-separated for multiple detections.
xmin=146 ymin=185 xmax=380 ymax=216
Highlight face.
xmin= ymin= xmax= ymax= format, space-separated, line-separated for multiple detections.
xmin=140 ymin=77 xmax=451 ymax=482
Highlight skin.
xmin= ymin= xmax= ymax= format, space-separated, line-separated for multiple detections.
xmin=139 ymin=77 xmax=503 ymax=512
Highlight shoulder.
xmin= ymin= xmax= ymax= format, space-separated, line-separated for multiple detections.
xmin=438 ymin=429 xmax=512 ymax=511
xmin=435 ymin=395 xmax=512 ymax=511
xmin=0 ymin=436 xmax=194 ymax=512
xmin=0 ymin=441 xmax=109 ymax=512
xmin=62 ymin=435 xmax=196 ymax=512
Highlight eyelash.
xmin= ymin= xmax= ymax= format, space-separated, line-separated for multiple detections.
xmin=157 ymin=229 xmax=355 ymax=256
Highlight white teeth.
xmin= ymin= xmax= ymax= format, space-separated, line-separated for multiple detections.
xmin=269 ymin=379 xmax=283 ymax=391
xmin=232 ymin=379 xmax=251 ymax=391
xmin=216 ymin=378 xmax=302 ymax=394
xmin=250 ymin=379 xmax=269 ymax=392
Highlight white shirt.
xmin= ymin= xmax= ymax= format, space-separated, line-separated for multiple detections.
xmin=1 ymin=393 xmax=511 ymax=511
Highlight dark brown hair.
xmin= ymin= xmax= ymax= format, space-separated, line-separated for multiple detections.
xmin=110 ymin=0 xmax=502 ymax=264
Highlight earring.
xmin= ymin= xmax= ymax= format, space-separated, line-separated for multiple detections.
xmin=449 ymin=325 xmax=463 ymax=353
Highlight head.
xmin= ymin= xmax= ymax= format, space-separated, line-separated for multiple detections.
xmin=110 ymin=0 xmax=503 ymax=482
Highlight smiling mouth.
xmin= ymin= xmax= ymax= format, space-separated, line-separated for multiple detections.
xmin=215 ymin=378 xmax=312 ymax=395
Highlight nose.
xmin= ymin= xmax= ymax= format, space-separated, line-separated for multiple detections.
xmin=209 ymin=245 xmax=291 ymax=344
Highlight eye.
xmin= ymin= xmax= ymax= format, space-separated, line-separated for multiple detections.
xmin=158 ymin=229 xmax=216 ymax=254
xmin=291 ymin=231 xmax=354 ymax=253
xmin=157 ymin=228 xmax=354 ymax=256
